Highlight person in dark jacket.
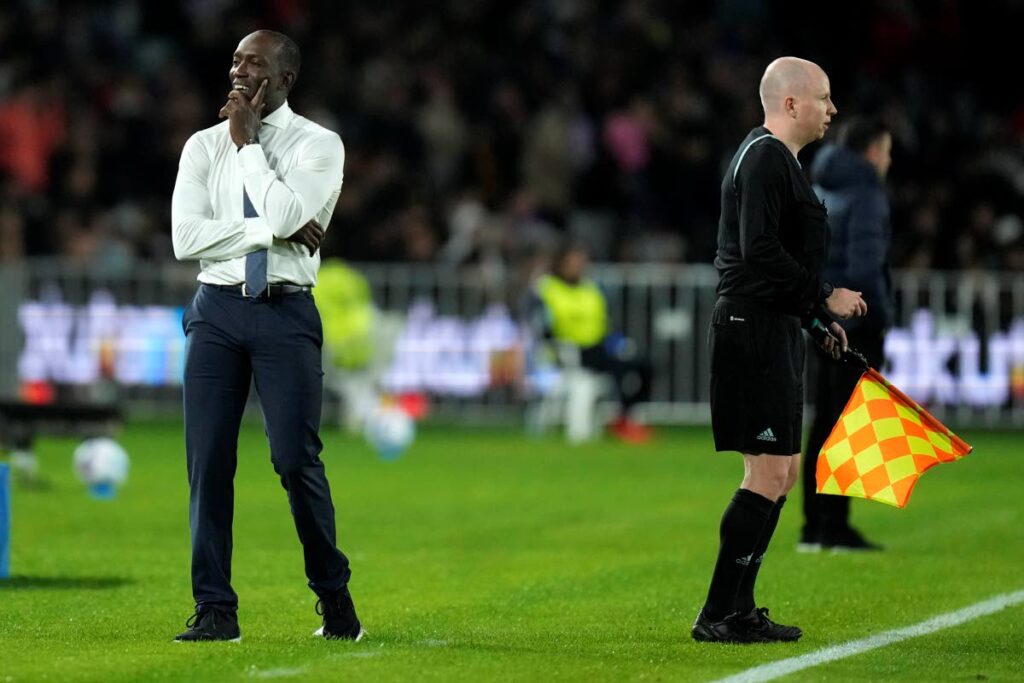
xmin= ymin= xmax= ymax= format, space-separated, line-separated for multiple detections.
xmin=799 ymin=116 xmax=894 ymax=552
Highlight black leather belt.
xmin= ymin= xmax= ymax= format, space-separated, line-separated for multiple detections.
xmin=205 ymin=282 xmax=311 ymax=298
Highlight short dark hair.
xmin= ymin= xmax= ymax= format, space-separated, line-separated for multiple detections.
xmin=256 ymin=30 xmax=301 ymax=81
xmin=551 ymin=239 xmax=589 ymax=275
xmin=836 ymin=116 xmax=890 ymax=154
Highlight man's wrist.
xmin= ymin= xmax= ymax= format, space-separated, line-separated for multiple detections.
xmin=237 ymin=135 xmax=260 ymax=151
xmin=819 ymin=280 xmax=835 ymax=304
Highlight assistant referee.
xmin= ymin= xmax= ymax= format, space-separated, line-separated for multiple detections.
xmin=691 ymin=57 xmax=866 ymax=644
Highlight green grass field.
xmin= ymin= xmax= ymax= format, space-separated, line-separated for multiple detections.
xmin=1 ymin=422 xmax=1021 ymax=682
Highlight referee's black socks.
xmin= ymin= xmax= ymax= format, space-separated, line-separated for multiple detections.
xmin=702 ymin=488 xmax=776 ymax=621
xmin=735 ymin=495 xmax=786 ymax=615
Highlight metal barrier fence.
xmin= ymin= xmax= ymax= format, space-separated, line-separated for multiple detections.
xmin=356 ymin=262 xmax=720 ymax=424
xmin=1 ymin=259 xmax=1022 ymax=427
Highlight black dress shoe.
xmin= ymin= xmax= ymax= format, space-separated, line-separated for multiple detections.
xmin=314 ymin=587 xmax=365 ymax=640
xmin=821 ymin=527 xmax=883 ymax=552
xmin=796 ymin=528 xmax=822 ymax=553
xmin=174 ymin=605 xmax=241 ymax=642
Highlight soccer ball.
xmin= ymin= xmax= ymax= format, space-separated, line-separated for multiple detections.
xmin=363 ymin=405 xmax=415 ymax=460
xmin=72 ymin=437 xmax=130 ymax=499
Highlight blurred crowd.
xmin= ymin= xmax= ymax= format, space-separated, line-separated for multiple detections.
xmin=1 ymin=0 xmax=1022 ymax=279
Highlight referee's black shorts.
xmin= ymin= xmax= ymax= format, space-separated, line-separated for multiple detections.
xmin=709 ymin=297 xmax=805 ymax=455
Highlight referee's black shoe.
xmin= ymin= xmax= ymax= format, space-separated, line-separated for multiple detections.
xmin=735 ymin=607 xmax=802 ymax=642
xmin=691 ymin=609 xmax=770 ymax=644
xmin=314 ymin=586 xmax=365 ymax=641
xmin=173 ymin=605 xmax=241 ymax=642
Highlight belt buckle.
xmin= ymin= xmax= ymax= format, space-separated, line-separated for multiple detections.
xmin=241 ymin=283 xmax=264 ymax=299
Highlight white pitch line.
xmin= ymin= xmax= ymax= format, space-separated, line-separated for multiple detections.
xmin=711 ymin=589 xmax=1024 ymax=683
xmin=248 ymin=666 xmax=308 ymax=679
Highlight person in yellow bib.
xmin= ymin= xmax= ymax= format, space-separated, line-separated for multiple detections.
xmin=530 ymin=241 xmax=653 ymax=443
xmin=315 ymin=259 xmax=375 ymax=373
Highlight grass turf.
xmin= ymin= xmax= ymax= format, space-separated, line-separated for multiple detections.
xmin=1 ymin=422 xmax=1021 ymax=682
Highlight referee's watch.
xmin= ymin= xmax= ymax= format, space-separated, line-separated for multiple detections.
xmin=819 ymin=280 xmax=835 ymax=302
xmin=238 ymin=135 xmax=260 ymax=150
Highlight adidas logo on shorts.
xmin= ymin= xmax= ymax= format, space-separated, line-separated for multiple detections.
xmin=756 ymin=427 xmax=777 ymax=442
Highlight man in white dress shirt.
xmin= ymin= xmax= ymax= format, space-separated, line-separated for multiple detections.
xmin=171 ymin=30 xmax=362 ymax=642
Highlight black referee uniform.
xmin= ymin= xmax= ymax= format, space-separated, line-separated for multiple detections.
xmin=711 ymin=127 xmax=832 ymax=455
xmin=694 ymin=126 xmax=834 ymax=638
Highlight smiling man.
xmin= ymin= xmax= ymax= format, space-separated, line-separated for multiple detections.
xmin=171 ymin=30 xmax=362 ymax=642
xmin=692 ymin=57 xmax=866 ymax=644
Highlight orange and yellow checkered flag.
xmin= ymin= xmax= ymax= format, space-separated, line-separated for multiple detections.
xmin=816 ymin=368 xmax=972 ymax=508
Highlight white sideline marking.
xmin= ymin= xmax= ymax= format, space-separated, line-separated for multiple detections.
xmin=712 ymin=589 xmax=1024 ymax=683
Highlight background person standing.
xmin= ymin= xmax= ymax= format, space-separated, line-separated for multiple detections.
xmin=800 ymin=117 xmax=894 ymax=552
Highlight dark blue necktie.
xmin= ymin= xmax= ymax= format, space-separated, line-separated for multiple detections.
xmin=243 ymin=188 xmax=268 ymax=297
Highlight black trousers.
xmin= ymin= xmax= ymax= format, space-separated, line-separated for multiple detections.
xmin=579 ymin=343 xmax=653 ymax=415
xmin=802 ymin=326 xmax=886 ymax=535
xmin=182 ymin=284 xmax=350 ymax=607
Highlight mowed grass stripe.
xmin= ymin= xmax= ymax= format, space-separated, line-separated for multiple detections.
xmin=1 ymin=423 xmax=1020 ymax=682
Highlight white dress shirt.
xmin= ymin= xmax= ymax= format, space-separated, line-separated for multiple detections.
xmin=171 ymin=101 xmax=344 ymax=286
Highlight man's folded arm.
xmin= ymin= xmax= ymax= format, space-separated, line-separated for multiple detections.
xmin=171 ymin=135 xmax=273 ymax=261
xmin=237 ymin=132 xmax=344 ymax=240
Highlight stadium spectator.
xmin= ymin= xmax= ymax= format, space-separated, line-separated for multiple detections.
xmin=0 ymin=78 xmax=65 ymax=193
xmin=0 ymin=1 xmax=1020 ymax=279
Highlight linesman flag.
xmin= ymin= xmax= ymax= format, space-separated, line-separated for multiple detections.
xmin=816 ymin=368 xmax=973 ymax=509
